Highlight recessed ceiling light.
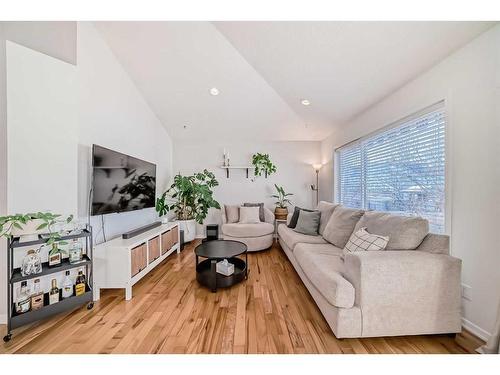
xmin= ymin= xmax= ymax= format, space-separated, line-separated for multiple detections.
xmin=301 ymin=99 xmax=310 ymax=106
xmin=209 ymin=87 xmax=220 ymax=96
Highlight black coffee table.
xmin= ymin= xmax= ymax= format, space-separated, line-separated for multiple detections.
xmin=194 ymin=240 xmax=248 ymax=292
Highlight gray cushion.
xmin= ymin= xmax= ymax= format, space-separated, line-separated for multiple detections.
xmin=293 ymin=210 xmax=321 ymax=235
xmin=288 ymin=206 xmax=314 ymax=228
xmin=225 ymin=205 xmax=240 ymax=223
xmin=353 ymin=211 xmax=429 ymax=250
xmin=323 ymin=206 xmax=364 ymax=248
xmin=316 ymin=201 xmax=339 ymax=235
xmin=243 ymin=202 xmax=265 ymax=222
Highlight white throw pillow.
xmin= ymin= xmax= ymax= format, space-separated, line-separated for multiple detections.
xmin=343 ymin=227 xmax=389 ymax=258
xmin=238 ymin=206 xmax=261 ymax=224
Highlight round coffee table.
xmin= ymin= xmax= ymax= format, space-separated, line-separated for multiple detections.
xmin=194 ymin=240 xmax=248 ymax=292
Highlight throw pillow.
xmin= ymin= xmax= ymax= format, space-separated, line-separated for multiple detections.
xmin=343 ymin=227 xmax=389 ymax=258
xmin=239 ymin=206 xmax=261 ymax=224
xmin=316 ymin=201 xmax=339 ymax=235
xmin=225 ymin=205 xmax=240 ymax=223
xmin=243 ymin=202 xmax=265 ymax=222
xmin=293 ymin=210 xmax=321 ymax=236
xmin=322 ymin=206 xmax=365 ymax=248
xmin=288 ymin=206 xmax=315 ymax=228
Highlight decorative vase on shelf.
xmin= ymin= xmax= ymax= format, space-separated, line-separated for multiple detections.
xmin=21 ymin=249 xmax=42 ymax=277
xmin=274 ymin=207 xmax=288 ymax=220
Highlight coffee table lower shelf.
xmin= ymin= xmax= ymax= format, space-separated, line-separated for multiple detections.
xmin=196 ymin=257 xmax=247 ymax=292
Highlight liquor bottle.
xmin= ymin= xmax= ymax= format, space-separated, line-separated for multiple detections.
xmin=15 ymin=281 xmax=31 ymax=314
xmin=69 ymin=239 xmax=83 ymax=264
xmin=75 ymin=269 xmax=86 ymax=296
xmin=62 ymin=271 xmax=73 ymax=299
xmin=31 ymin=278 xmax=44 ymax=311
xmin=49 ymin=279 xmax=59 ymax=305
xmin=48 ymin=243 xmax=62 ymax=268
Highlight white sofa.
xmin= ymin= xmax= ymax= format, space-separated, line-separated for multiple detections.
xmin=221 ymin=205 xmax=275 ymax=252
xmin=278 ymin=201 xmax=462 ymax=338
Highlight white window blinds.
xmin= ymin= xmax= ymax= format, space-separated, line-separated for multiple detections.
xmin=337 ymin=104 xmax=446 ymax=233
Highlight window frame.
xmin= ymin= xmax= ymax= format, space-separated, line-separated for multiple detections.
xmin=334 ymin=101 xmax=450 ymax=234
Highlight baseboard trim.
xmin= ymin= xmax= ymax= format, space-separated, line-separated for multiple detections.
xmin=462 ymin=318 xmax=491 ymax=342
xmin=0 ymin=314 xmax=6 ymax=325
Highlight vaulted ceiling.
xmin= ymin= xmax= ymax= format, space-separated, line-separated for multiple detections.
xmin=95 ymin=21 xmax=494 ymax=141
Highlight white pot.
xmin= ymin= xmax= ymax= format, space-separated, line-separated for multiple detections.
xmin=178 ymin=219 xmax=196 ymax=243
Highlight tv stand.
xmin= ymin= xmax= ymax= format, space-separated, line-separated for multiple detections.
xmin=94 ymin=222 xmax=179 ymax=300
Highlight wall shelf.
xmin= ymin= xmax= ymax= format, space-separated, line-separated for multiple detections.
xmin=220 ymin=165 xmax=267 ymax=179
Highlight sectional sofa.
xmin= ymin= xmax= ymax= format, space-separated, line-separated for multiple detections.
xmin=278 ymin=201 xmax=462 ymax=338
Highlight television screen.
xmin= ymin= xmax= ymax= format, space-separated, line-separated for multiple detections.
xmin=91 ymin=145 xmax=156 ymax=215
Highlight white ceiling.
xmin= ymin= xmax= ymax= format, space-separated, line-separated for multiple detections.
xmin=95 ymin=21 xmax=495 ymax=141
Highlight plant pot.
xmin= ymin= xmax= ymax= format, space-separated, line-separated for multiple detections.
xmin=178 ymin=219 xmax=197 ymax=243
xmin=274 ymin=207 xmax=288 ymax=220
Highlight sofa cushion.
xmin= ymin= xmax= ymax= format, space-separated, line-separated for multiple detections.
xmin=225 ymin=205 xmax=240 ymax=223
xmin=294 ymin=243 xmax=355 ymax=308
xmin=323 ymin=206 xmax=364 ymax=248
xmin=243 ymin=202 xmax=265 ymax=222
xmin=294 ymin=210 xmax=321 ymax=235
xmin=316 ymin=201 xmax=339 ymax=235
xmin=288 ymin=206 xmax=315 ymax=228
xmin=239 ymin=206 xmax=260 ymax=223
xmin=222 ymin=222 xmax=274 ymax=238
xmin=353 ymin=211 xmax=429 ymax=250
xmin=278 ymin=224 xmax=326 ymax=250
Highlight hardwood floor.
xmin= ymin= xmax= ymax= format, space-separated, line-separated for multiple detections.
xmin=1 ymin=240 xmax=481 ymax=354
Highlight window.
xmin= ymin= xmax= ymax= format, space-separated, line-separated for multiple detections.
xmin=336 ymin=103 xmax=446 ymax=233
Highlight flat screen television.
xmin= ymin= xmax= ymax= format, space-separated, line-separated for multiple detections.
xmin=91 ymin=145 xmax=156 ymax=215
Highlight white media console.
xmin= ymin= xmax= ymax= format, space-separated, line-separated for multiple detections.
xmin=93 ymin=222 xmax=180 ymax=301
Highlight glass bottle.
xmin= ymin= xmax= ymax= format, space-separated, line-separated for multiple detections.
xmin=15 ymin=281 xmax=31 ymax=314
xmin=21 ymin=249 xmax=42 ymax=276
xmin=49 ymin=279 xmax=59 ymax=305
xmin=48 ymin=243 xmax=62 ymax=268
xmin=31 ymin=278 xmax=44 ymax=311
xmin=69 ymin=239 xmax=83 ymax=264
xmin=62 ymin=271 xmax=73 ymax=299
xmin=75 ymin=269 xmax=86 ymax=296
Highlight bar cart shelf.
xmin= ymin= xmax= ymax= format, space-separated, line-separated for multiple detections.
xmin=3 ymin=226 xmax=94 ymax=343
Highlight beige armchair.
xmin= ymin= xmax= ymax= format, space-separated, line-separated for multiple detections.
xmin=221 ymin=205 xmax=275 ymax=252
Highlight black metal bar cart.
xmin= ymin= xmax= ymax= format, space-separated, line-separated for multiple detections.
xmin=3 ymin=225 xmax=94 ymax=342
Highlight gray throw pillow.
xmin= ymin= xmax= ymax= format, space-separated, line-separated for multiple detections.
xmin=288 ymin=206 xmax=314 ymax=228
xmin=243 ymin=202 xmax=264 ymax=222
xmin=293 ymin=210 xmax=321 ymax=236
xmin=323 ymin=206 xmax=364 ymax=248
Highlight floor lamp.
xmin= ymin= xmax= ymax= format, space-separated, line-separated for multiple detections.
xmin=311 ymin=164 xmax=322 ymax=205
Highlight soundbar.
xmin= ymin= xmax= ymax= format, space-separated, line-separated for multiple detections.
xmin=122 ymin=221 xmax=162 ymax=239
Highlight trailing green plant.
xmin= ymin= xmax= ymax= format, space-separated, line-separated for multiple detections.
xmin=252 ymin=153 xmax=277 ymax=179
xmin=271 ymin=184 xmax=293 ymax=208
xmin=156 ymin=169 xmax=221 ymax=224
xmin=0 ymin=212 xmax=73 ymax=245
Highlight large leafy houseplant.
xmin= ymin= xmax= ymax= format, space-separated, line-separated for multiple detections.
xmin=156 ymin=169 xmax=221 ymax=224
xmin=252 ymin=153 xmax=277 ymax=179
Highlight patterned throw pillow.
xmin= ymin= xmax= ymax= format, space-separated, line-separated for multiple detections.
xmin=343 ymin=227 xmax=389 ymax=258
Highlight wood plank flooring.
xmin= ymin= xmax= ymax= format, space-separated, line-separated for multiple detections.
xmin=0 ymin=240 xmax=481 ymax=354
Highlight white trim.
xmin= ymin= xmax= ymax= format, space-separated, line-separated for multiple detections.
xmin=0 ymin=314 xmax=6 ymax=325
xmin=462 ymin=317 xmax=491 ymax=342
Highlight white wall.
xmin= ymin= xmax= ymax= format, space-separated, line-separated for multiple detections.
xmin=77 ymin=22 xmax=173 ymax=244
xmin=0 ymin=24 xmax=7 ymax=324
xmin=320 ymin=25 xmax=500 ymax=339
xmin=173 ymin=140 xmax=321 ymax=236
xmin=7 ymin=42 xmax=78 ymax=216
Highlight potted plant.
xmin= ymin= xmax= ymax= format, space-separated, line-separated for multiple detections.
xmin=252 ymin=153 xmax=277 ymax=180
xmin=156 ymin=169 xmax=221 ymax=242
xmin=0 ymin=212 xmax=73 ymax=243
xmin=271 ymin=184 xmax=293 ymax=220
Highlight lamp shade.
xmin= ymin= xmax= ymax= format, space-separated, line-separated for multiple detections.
xmin=312 ymin=163 xmax=323 ymax=172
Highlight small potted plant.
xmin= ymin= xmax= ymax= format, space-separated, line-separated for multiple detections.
xmin=252 ymin=153 xmax=277 ymax=180
xmin=156 ymin=169 xmax=221 ymax=243
xmin=271 ymin=184 xmax=293 ymax=220
xmin=0 ymin=212 xmax=73 ymax=243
